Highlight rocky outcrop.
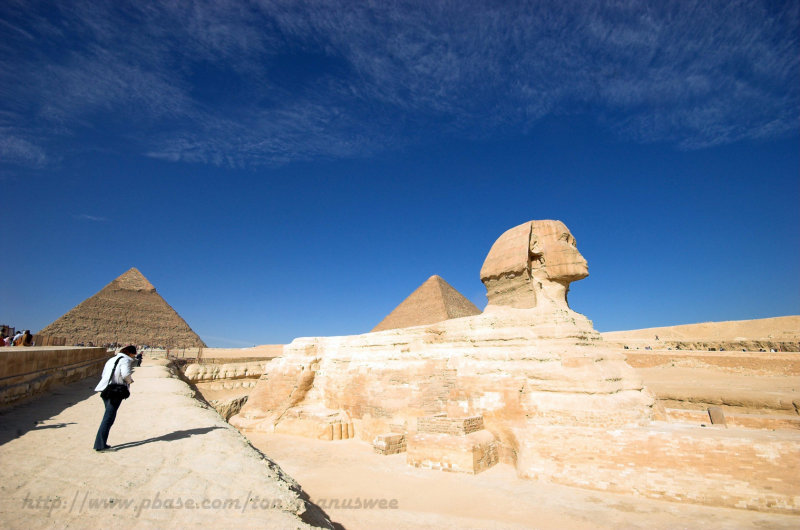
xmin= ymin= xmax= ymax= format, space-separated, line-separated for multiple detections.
xmin=210 ymin=395 xmax=249 ymax=421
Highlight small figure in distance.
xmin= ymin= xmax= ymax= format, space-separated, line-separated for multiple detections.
xmin=135 ymin=350 xmax=143 ymax=367
xmin=20 ymin=330 xmax=33 ymax=346
xmin=93 ymin=345 xmax=136 ymax=452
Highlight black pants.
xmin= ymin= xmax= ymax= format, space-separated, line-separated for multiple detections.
xmin=93 ymin=394 xmax=123 ymax=450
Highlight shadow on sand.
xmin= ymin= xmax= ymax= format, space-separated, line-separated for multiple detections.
xmin=112 ymin=426 xmax=224 ymax=450
xmin=0 ymin=379 xmax=97 ymax=446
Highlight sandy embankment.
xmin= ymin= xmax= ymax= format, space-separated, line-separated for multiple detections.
xmin=601 ymin=315 xmax=800 ymax=351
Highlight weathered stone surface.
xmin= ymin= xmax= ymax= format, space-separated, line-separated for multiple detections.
xmin=373 ymin=433 xmax=407 ymax=455
xmin=231 ymin=305 xmax=651 ymax=444
xmin=39 ymin=268 xmax=205 ymax=348
xmin=231 ymin=219 xmax=652 ymax=453
xmin=407 ymin=429 xmax=498 ymax=474
xmin=209 ymin=395 xmax=249 ymax=420
xmin=372 ymin=275 xmax=481 ymax=332
xmin=480 ymin=220 xmax=588 ymax=310
xmin=417 ymin=414 xmax=484 ymax=436
xmin=707 ymin=406 xmax=727 ymax=426
xmin=0 ymin=346 xmax=108 ymax=406
xmin=514 ymin=423 xmax=800 ymax=514
xmin=183 ymin=361 xmax=270 ymax=383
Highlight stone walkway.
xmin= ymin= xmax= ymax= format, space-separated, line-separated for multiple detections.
xmin=0 ymin=359 xmax=332 ymax=529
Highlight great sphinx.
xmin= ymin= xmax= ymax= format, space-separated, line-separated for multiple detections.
xmin=231 ymin=219 xmax=653 ymax=455
xmin=229 ymin=220 xmax=800 ymax=513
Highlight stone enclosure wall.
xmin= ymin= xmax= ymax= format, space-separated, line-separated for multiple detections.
xmin=0 ymin=346 xmax=108 ymax=406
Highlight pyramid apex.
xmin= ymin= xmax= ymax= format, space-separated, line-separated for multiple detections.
xmin=372 ymin=274 xmax=481 ymax=332
xmin=113 ymin=267 xmax=156 ymax=292
xmin=38 ymin=266 xmax=205 ymax=347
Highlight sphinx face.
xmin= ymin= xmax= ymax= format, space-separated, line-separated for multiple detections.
xmin=481 ymin=219 xmax=588 ymax=310
xmin=531 ymin=220 xmax=589 ymax=282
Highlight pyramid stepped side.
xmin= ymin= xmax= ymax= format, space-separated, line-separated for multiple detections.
xmin=39 ymin=268 xmax=206 ymax=348
xmin=436 ymin=277 xmax=484 ymax=319
xmin=371 ymin=275 xmax=481 ymax=332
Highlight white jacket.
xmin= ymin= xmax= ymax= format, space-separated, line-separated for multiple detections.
xmin=94 ymin=353 xmax=133 ymax=391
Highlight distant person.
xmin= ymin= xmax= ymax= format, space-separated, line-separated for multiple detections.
xmin=0 ymin=332 xmax=6 ymax=347
xmin=135 ymin=351 xmax=142 ymax=367
xmin=11 ymin=331 xmax=23 ymax=346
xmin=93 ymin=345 xmax=136 ymax=452
xmin=20 ymin=330 xmax=33 ymax=346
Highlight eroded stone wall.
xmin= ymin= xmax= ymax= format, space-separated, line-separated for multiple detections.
xmin=0 ymin=346 xmax=108 ymax=406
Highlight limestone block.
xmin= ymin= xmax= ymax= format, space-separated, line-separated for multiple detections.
xmin=417 ymin=415 xmax=484 ymax=436
xmin=708 ymin=406 xmax=727 ymax=427
xmin=407 ymin=429 xmax=498 ymax=474
xmin=373 ymin=433 xmax=407 ymax=455
xmin=209 ymin=395 xmax=248 ymax=421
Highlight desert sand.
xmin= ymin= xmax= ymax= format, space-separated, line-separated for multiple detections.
xmin=601 ymin=316 xmax=800 ymax=342
xmin=245 ymin=431 xmax=799 ymax=530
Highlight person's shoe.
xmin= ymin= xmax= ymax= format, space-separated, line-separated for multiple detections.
xmin=94 ymin=445 xmax=113 ymax=452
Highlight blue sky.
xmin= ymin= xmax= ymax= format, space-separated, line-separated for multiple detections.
xmin=2 ymin=0 xmax=797 ymax=347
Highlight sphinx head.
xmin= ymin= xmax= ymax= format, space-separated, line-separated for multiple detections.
xmin=480 ymin=219 xmax=588 ymax=310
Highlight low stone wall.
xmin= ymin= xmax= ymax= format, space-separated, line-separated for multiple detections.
xmin=176 ymin=345 xmax=284 ymax=361
xmin=0 ymin=346 xmax=108 ymax=406
xmin=665 ymin=408 xmax=800 ymax=431
xmin=624 ymin=350 xmax=800 ymax=375
xmin=514 ymin=424 xmax=800 ymax=514
xmin=182 ymin=361 xmax=272 ymax=383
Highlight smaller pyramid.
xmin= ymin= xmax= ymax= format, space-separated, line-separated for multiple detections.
xmin=39 ymin=268 xmax=206 ymax=348
xmin=372 ymin=275 xmax=481 ymax=332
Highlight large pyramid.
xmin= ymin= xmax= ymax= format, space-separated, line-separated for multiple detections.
xmin=39 ymin=268 xmax=206 ymax=348
xmin=372 ymin=275 xmax=481 ymax=332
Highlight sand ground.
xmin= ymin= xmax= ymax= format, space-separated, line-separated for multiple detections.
xmin=244 ymin=431 xmax=800 ymax=529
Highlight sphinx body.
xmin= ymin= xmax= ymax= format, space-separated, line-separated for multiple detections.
xmin=232 ymin=219 xmax=654 ymax=464
xmin=229 ymin=220 xmax=800 ymax=513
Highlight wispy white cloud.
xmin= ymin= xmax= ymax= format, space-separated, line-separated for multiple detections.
xmin=1 ymin=0 xmax=797 ymax=168
xmin=0 ymin=126 xmax=48 ymax=168
xmin=74 ymin=214 xmax=107 ymax=222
